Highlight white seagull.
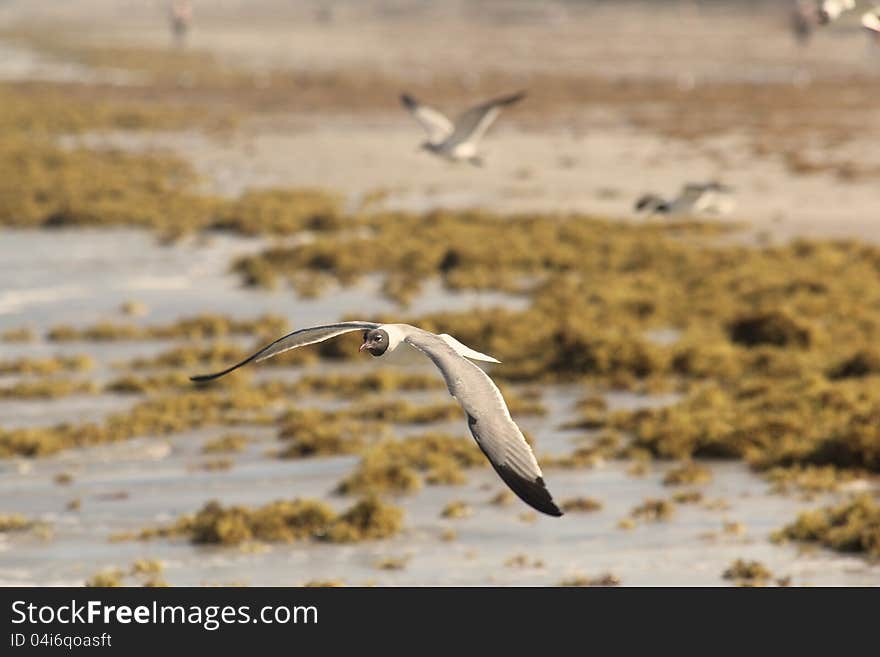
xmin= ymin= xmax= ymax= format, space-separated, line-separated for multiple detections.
xmin=817 ymin=0 xmax=855 ymax=23
xmin=635 ymin=182 xmax=736 ymax=217
xmin=401 ymin=91 xmax=526 ymax=166
xmin=863 ymin=8 xmax=880 ymax=41
xmin=191 ymin=321 xmax=564 ymax=517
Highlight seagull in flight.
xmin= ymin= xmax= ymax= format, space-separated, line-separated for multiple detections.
xmin=191 ymin=321 xmax=564 ymax=517
xmin=817 ymin=0 xmax=855 ymax=23
xmin=635 ymin=182 xmax=736 ymax=218
xmin=863 ymin=8 xmax=880 ymax=42
xmin=400 ymin=91 xmax=526 ymax=166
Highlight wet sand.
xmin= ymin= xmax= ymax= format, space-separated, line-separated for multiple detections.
xmin=2 ymin=230 xmax=879 ymax=587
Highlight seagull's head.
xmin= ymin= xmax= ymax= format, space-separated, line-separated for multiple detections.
xmin=635 ymin=194 xmax=667 ymax=213
xmin=359 ymin=328 xmax=390 ymax=357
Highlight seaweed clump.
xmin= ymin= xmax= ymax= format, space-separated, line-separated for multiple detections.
xmin=0 ymin=514 xmax=34 ymax=532
xmin=0 ymin=379 xmax=97 ymax=399
xmin=612 ymin=377 xmax=880 ymax=473
xmin=290 ymin=371 xmax=443 ymax=398
xmin=0 ymin=355 xmax=93 ymax=375
xmin=727 ymin=312 xmax=812 ymax=348
xmin=276 ymin=409 xmax=377 ymax=459
xmin=440 ymin=501 xmax=473 ymax=519
xmin=130 ymin=496 xmax=402 ymax=545
xmin=85 ymin=569 xmax=124 ymax=587
xmin=560 ymin=497 xmax=603 ymax=513
xmin=629 ymin=498 xmax=675 ymax=522
xmin=48 ymin=313 xmax=288 ymax=343
xmin=185 ymin=499 xmax=338 ymax=544
xmin=722 ymin=560 xmax=773 ymax=586
xmin=662 ymin=461 xmax=712 ymax=486
xmin=335 ymin=433 xmax=485 ymax=495
xmin=772 ymin=494 xmax=880 ymax=558
xmin=558 ymin=573 xmax=621 ymax=587
xmin=322 ymin=496 xmax=403 ymax=543
xmin=202 ymin=434 xmax=250 ymax=454
xmin=828 ymin=350 xmax=880 ymax=380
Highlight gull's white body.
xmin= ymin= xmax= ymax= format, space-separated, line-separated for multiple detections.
xmin=819 ymin=0 xmax=855 ymax=22
xmin=863 ymin=9 xmax=880 ymax=40
xmin=636 ymin=182 xmax=736 ymax=218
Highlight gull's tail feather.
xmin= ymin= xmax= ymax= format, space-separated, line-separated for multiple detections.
xmin=439 ymin=334 xmax=500 ymax=363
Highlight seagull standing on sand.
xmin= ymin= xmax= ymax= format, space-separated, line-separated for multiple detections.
xmin=191 ymin=321 xmax=564 ymax=517
xmin=400 ymin=91 xmax=526 ymax=166
xmin=169 ymin=0 xmax=193 ymax=48
xmin=790 ymin=0 xmax=822 ymax=44
xmin=635 ymin=182 xmax=736 ymax=218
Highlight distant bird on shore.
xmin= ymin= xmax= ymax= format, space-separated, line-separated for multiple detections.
xmin=790 ymin=0 xmax=822 ymax=44
xmin=169 ymin=0 xmax=193 ymax=49
xmin=789 ymin=0 xmax=857 ymax=44
xmin=863 ymin=8 xmax=880 ymax=43
xmin=817 ymin=0 xmax=855 ymax=24
xmin=401 ymin=91 xmax=526 ymax=166
xmin=191 ymin=321 xmax=564 ymax=517
xmin=635 ymin=182 xmax=736 ymax=218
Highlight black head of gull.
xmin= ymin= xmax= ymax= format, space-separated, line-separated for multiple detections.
xmin=635 ymin=194 xmax=670 ymax=213
xmin=360 ymin=328 xmax=390 ymax=357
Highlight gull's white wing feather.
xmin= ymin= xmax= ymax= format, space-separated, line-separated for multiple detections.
xmin=190 ymin=321 xmax=379 ymax=381
xmin=400 ymin=94 xmax=454 ymax=143
xmin=404 ymin=329 xmax=562 ymax=516
xmin=445 ymin=91 xmax=526 ymax=149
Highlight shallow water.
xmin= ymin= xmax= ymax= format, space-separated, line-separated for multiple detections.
xmin=1 ymin=229 xmax=879 ymax=587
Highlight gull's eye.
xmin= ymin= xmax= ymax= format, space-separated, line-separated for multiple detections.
xmin=375 ymin=335 xmax=383 ymax=341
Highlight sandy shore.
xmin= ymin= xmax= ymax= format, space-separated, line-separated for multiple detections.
xmin=3 ymin=0 xmax=874 ymax=242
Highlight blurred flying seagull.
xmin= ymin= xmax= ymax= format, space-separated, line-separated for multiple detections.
xmin=635 ymin=182 xmax=736 ymax=217
xmin=191 ymin=321 xmax=564 ymax=517
xmin=863 ymin=8 xmax=880 ymax=40
xmin=818 ymin=0 xmax=855 ymax=23
xmin=400 ymin=91 xmax=526 ymax=166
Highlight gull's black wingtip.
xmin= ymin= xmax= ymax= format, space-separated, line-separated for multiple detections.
xmin=189 ymin=368 xmax=235 ymax=383
xmin=505 ymin=90 xmax=528 ymax=105
xmin=495 ymin=466 xmax=564 ymax=517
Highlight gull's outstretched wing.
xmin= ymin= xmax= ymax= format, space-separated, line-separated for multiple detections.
xmin=404 ymin=329 xmax=562 ymax=517
xmin=445 ymin=90 xmax=526 ymax=149
xmin=400 ymin=93 xmax=455 ymax=143
xmin=190 ymin=321 xmax=380 ymax=382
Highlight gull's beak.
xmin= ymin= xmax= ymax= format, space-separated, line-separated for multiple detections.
xmin=358 ymin=342 xmax=368 ymax=353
